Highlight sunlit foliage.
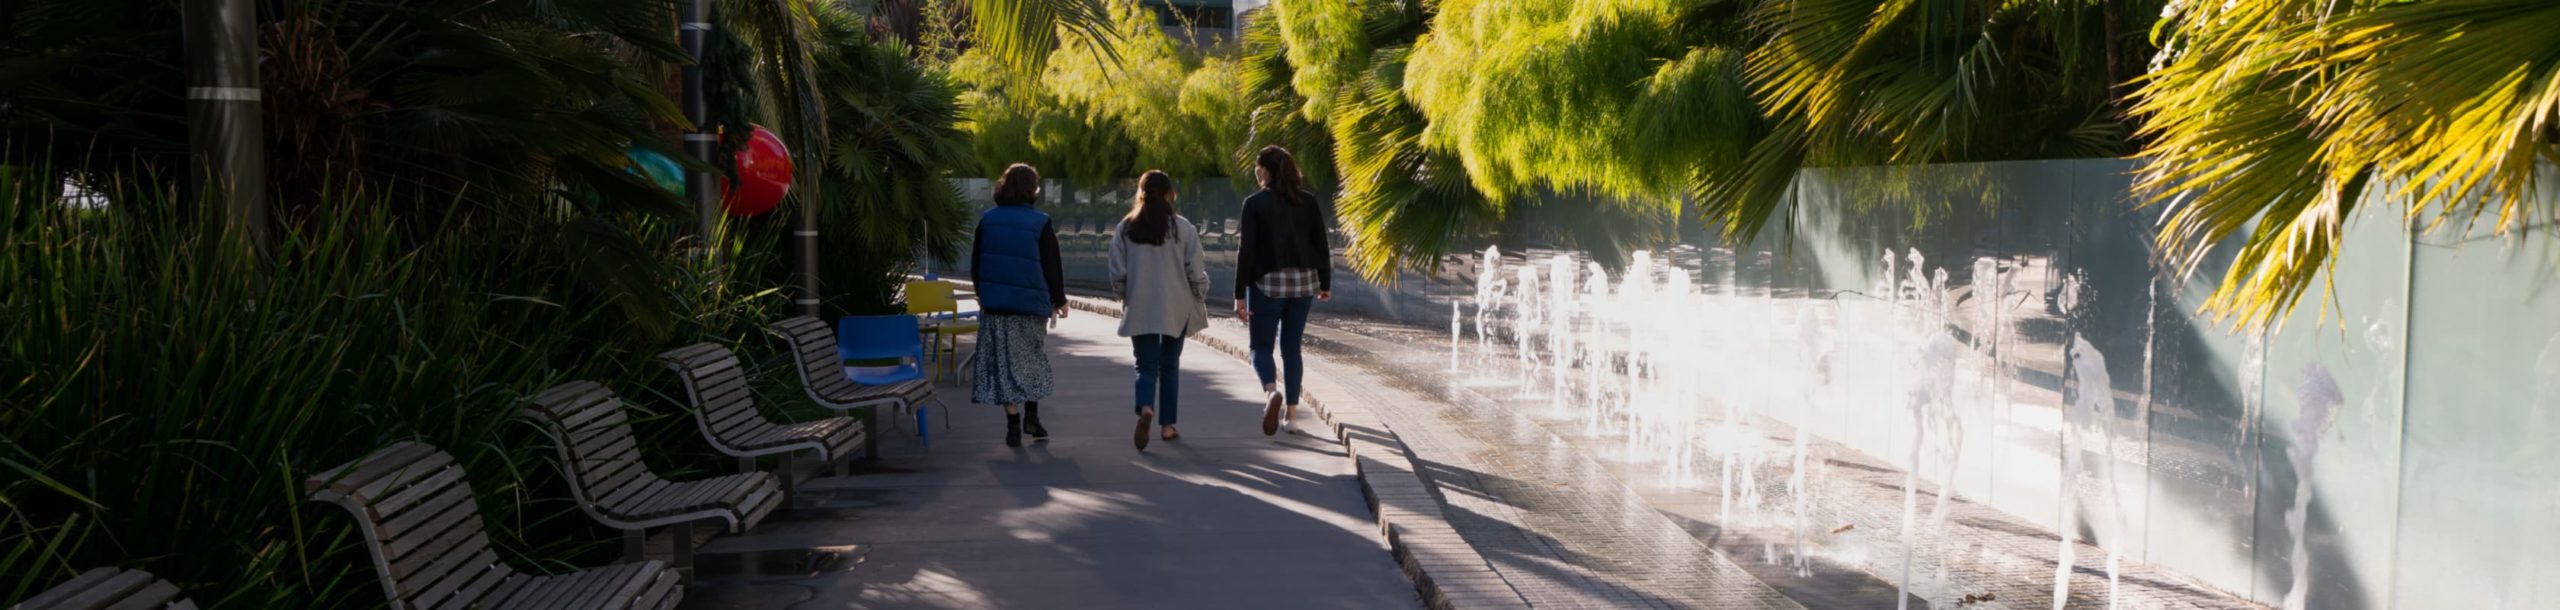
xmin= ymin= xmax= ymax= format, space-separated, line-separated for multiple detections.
xmin=2136 ymin=0 xmax=2560 ymax=329
xmin=1256 ymin=0 xmax=2559 ymax=323
xmin=960 ymin=2 xmax=1246 ymax=183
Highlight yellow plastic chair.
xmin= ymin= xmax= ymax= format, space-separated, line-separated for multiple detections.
xmin=904 ymin=279 xmax=978 ymax=383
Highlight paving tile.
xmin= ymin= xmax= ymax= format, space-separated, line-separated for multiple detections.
xmin=1296 ymin=315 xmax=2266 ymax=610
xmin=681 ymin=312 xmax=1421 ymax=610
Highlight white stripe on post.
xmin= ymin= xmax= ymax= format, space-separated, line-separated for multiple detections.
xmin=186 ymin=87 xmax=263 ymax=101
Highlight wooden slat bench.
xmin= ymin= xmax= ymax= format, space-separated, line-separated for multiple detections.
xmin=8 ymin=567 xmax=192 ymax=610
xmin=523 ymin=381 xmax=786 ymax=575
xmin=657 ymin=343 xmax=865 ymax=504
xmin=768 ymin=316 xmax=938 ymax=459
xmin=306 ymin=442 xmax=682 ymax=610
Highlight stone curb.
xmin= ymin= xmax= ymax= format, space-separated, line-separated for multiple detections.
xmin=1061 ymin=296 xmax=1532 ymax=610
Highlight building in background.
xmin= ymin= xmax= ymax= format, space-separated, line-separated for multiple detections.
xmin=1142 ymin=0 xmax=1251 ymax=47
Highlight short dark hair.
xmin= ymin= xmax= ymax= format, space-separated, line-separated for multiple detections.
xmin=994 ymin=163 xmax=1042 ymax=205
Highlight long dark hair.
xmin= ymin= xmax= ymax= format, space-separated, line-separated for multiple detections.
xmin=1254 ymin=145 xmax=1308 ymax=206
xmin=1122 ymin=170 xmax=1177 ymax=246
xmin=994 ymin=163 xmax=1041 ymax=205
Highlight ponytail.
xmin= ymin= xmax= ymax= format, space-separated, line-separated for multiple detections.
xmin=1122 ymin=170 xmax=1177 ymax=246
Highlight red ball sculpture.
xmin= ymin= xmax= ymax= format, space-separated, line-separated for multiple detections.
xmin=723 ymin=125 xmax=792 ymax=216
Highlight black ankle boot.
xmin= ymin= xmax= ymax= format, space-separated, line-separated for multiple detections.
xmin=1004 ymin=413 xmax=1024 ymax=447
xmin=1021 ymin=402 xmax=1049 ymax=439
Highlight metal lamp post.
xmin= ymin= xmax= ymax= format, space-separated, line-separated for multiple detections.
xmin=685 ymin=3 xmax=823 ymax=318
xmin=682 ymin=0 xmax=718 ymax=257
xmin=184 ymin=0 xmax=266 ymax=251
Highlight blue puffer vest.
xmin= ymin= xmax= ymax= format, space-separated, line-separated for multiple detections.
xmin=975 ymin=203 xmax=1053 ymax=317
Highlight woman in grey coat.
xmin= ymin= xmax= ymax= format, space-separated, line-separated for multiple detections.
xmin=1109 ymin=170 xmax=1211 ymax=450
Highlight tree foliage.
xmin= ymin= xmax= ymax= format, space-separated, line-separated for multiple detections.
xmin=1254 ymin=0 xmax=1678 ymax=279
xmin=966 ymin=0 xmax=1119 ymax=74
xmin=1 ymin=0 xmax=696 ymax=221
xmin=2136 ymin=0 xmax=2560 ymax=328
xmin=959 ymin=2 xmax=1246 ymax=183
xmin=1250 ymin=0 xmax=2560 ymax=323
xmin=0 ymin=0 xmax=1082 ymax=603
xmin=797 ymin=8 xmax=977 ymax=313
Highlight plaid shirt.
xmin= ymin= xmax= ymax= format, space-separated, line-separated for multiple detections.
xmin=1256 ymin=267 xmax=1323 ymax=298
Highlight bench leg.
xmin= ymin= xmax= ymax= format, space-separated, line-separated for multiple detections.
xmin=779 ymin=452 xmax=800 ymax=509
xmin=671 ymin=521 xmax=695 ymax=585
xmin=864 ymin=405 xmax=882 ymax=460
xmin=624 ymin=528 xmax=647 ymax=563
xmin=834 ymin=453 xmax=851 ymax=477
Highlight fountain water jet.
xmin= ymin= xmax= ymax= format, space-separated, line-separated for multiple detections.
xmin=2059 ymin=336 xmax=2127 ymax=610
xmin=1436 ymin=244 xmax=2131 ymax=607
xmin=1476 ymin=246 xmax=1502 ymax=375
xmin=1515 ymin=264 xmax=1542 ymax=394
xmin=2281 ymin=364 xmax=2343 ymax=610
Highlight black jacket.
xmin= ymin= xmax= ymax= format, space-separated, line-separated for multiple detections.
xmin=1233 ymin=188 xmax=1331 ymax=299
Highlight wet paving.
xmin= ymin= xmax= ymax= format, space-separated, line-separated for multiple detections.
xmin=1283 ymin=323 xmax=1806 ymax=609
xmin=1304 ymin=315 xmax=2268 ymax=609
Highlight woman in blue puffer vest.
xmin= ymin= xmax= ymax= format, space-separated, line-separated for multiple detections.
xmin=971 ymin=163 xmax=1070 ymax=447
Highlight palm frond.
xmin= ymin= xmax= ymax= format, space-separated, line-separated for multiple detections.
xmin=2135 ymin=0 xmax=2560 ymax=329
xmin=1403 ymin=0 xmax=1756 ymax=206
xmin=719 ymin=0 xmax=833 ymax=198
xmin=1238 ymin=12 xmax=1336 ymax=183
xmin=968 ymin=0 xmax=1120 ymax=74
xmin=1329 ymin=46 xmax=1500 ymax=281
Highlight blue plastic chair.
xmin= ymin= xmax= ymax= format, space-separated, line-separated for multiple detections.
xmin=837 ymin=315 xmax=943 ymax=445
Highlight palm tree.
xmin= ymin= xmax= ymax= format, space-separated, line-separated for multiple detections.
xmin=1710 ymin=0 xmax=2154 ymax=240
xmin=1251 ymin=0 xmax=2559 ymax=328
xmin=1252 ymin=0 xmax=1502 ymax=280
xmin=800 ymin=8 xmax=978 ymax=313
xmin=1242 ymin=0 xmax=2157 ymax=280
xmin=1242 ymin=0 xmax=1680 ymax=280
xmin=2135 ymin=0 xmax=2560 ymax=329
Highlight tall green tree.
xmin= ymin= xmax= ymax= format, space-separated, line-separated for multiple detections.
xmin=1242 ymin=0 xmax=2162 ymax=281
xmin=958 ymin=2 xmax=1244 ymax=183
xmin=1248 ymin=0 xmax=1692 ymax=279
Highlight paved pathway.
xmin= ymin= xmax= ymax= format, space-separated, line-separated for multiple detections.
xmin=679 ymin=313 xmax=1422 ymax=610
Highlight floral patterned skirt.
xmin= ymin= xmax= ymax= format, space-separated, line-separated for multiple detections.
xmin=971 ymin=314 xmax=1054 ymax=405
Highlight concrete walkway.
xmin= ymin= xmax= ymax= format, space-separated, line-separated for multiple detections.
xmin=679 ymin=313 xmax=1422 ymax=610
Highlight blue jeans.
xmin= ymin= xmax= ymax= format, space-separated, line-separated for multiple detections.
xmin=1131 ymin=334 xmax=1186 ymax=425
xmin=1247 ymin=287 xmax=1314 ymax=406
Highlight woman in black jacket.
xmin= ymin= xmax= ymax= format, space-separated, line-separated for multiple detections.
xmin=1233 ymin=146 xmax=1330 ymax=436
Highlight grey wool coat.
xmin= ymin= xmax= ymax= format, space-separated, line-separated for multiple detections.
xmin=1108 ymin=215 xmax=1212 ymax=338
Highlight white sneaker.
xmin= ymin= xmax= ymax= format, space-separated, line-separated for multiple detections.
xmin=1280 ymin=417 xmax=1301 ymax=435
